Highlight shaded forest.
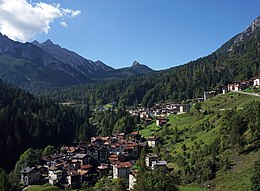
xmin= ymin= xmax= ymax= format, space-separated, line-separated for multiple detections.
xmin=0 ymin=80 xmax=92 ymax=171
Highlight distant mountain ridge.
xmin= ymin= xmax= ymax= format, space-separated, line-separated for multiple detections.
xmin=99 ymin=61 xmax=154 ymax=79
xmin=31 ymin=39 xmax=114 ymax=75
xmin=0 ymin=34 xmax=154 ymax=87
xmin=43 ymin=16 xmax=260 ymax=107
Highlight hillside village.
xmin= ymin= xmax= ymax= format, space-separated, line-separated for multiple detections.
xmin=19 ymin=76 xmax=260 ymax=190
xmin=20 ymin=132 xmax=165 ymax=190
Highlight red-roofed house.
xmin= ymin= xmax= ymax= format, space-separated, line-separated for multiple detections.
xmin=66 ymin=170 xmax=80 ymax=188
xmin=112 ymin=161 xmax=132 ymax=179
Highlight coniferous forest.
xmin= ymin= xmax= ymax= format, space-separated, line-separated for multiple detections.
xmin=0 ymin=80 xmax=92 ymax=171
xmin=32 ymin=25 xmax=260 ymax=108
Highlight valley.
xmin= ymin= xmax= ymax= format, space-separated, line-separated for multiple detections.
xmin=0 ymin=14 xmax=260 ymax=191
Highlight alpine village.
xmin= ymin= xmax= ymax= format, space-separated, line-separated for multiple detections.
xmin=0 ymin=10 xmax=260 ymax=191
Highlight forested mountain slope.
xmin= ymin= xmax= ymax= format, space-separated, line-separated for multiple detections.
xmin=40 ymin=17 xmax=260 ymax=107
xmin=0 ymin=80 xmax=91 ymax=171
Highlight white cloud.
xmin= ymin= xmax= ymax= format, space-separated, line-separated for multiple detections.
xmin=0 ymin=0 xmax=80 ymax=42
xmin=60 ymin=21 xmax=68 ymax=28
xmin=62 ymin=8 xmax=81 ymax=18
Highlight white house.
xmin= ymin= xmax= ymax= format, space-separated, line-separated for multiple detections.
xmin=254 ymin=78 xmax=260 ymax=87
xmin=48 ymin=169 xmax=63 ymax=185
xmin=129 ymin=170 xmax=138 ymax=190
xmin=145 ymin=153 xmax=158 ymax=167
xmin=147 ymin=136 xmax=160 ymax=148
xmin=112 ymin=162 xmax=132 ymax=179
xmin=151 ymin=160 xmax=167 ymax=173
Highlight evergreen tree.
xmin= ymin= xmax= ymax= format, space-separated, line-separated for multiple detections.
xmin=251 ymin=160 xmax=260 ymax=191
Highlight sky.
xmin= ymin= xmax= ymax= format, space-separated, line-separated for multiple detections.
xmin=0 ymin=0 xmax=260 ymax=70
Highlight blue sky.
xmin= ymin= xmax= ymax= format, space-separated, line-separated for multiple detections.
xmin=2 ymin=0 xmax=260 ymax=70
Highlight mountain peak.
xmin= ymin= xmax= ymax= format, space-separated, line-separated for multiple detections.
xmin=220 ymin=16 xmax=260 ymax=53
xmin=31 ymin=40 xmax=40 ymax=45
xmin=43 ymin=39 xmax=53 ymax=45
xmin=132 ymin=61 xmax=141 ymax=67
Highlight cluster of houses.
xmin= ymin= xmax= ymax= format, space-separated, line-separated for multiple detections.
xmin=20 ymin=132 xmax=166 ymax=190
xmin=203 ymin=77 xmax=260 ymax=100
xmin=128 ymin=103 xmax=191 ymax=120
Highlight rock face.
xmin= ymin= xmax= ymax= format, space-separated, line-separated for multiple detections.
xmin=0 ymin=32 xmax=155 ymax=87
xmin=222 ymin=16 xmax=260 ymax=53
xmin=0 ymin=34 xmax=115 ymax=86
xmin=32 ymin=40 xmax=114 ymax=75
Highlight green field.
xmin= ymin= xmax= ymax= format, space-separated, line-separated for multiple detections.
xmin=26 ymin=184 xmax=62 ymax=191
xmin=140 ymin=122 xmax=162 ymax=137
xmin=180 ymin=185 xmax=208 ymax=191
xmin=140 ymin=92 xmax=260 ymax=190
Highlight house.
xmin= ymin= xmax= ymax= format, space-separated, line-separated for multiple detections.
xmin=78 ymin=164 xmax=93 ymax=183
xmin=73 ymin=154 xmax=91 ymax=165
xmin=97 ymin=163 xmax=109 ymax=178
xmin=112 ymin=161 xmax=132 ymax=179
xmin=203 ymin=91 xmax=217 ymax=100
xmin=145 ymin=153 xmax=158 ymax=167
xmin=179 ymin=104 xmax=190 ymax=113
xmin=48 ymin=169 xmax=63 ymax=186
xmin=109 ymin=153 xmax=126 ymax=164
xmin=129 ymin=170 xmax=138 ymax=190
xmin=98 ymin=147 xmax=108 ymax=162
xmin=66 ymin=170 xmax=81 ymax=188
xmin=228 ymin=83 xmax=245 ymax=91
xmin=151 ymin=160 xmax=167 ymax=173
xmin=86 ymin=145 xmax=99 ymax=161
xmin=130 ymin=131 xmax=141 ymax=141
xmin=222 ymin=86 xmax=229 ymax=94
xmin=254 ymin=78 xmax=260 ymax=87
xmin=20 ymin=166 xmax=40 ymax=185
xmin=147 ymin=136 xmax=160 ymax=148
xmin=156 ymin=117 xmax=168 ymax=126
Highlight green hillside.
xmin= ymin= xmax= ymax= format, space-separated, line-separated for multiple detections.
xmin=141 ymin=92 xmax=260 ymax=190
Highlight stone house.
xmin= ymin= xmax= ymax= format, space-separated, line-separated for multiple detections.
xmin=20 ymin=166 xmax=40 ymax=185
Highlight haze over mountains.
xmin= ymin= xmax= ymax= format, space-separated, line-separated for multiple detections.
xmin=0 ymin=34 xmax=154 ymax=87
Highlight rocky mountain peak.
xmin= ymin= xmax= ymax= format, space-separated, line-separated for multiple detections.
xmin=42 ymin=39 xmax=53 ymax=45
xmin=226 ymin=16 xmax=260 ymax=52
xmin=132 ymin=61 xmax=141 ymax=67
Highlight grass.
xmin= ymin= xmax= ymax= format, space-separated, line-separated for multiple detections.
xmin=243 ymin=87 xmax=260 ymax=94
xmin=140 ymin=123 xmax=161 ymax=137
xmin=209 ymin=151 xmax=260 ymax=191
xmin=154 ymin=92 xmax=260 ymax=190
xmin=26 ymin=183 xmax=62 ymax=191
xmin=202 ymin=92 xmax=260 ymax=111
xmin=180 ymin=185 xmax=208 ymax=191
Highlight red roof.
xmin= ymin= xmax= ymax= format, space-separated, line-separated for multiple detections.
xmin=81 ymin=164 xmax=92 ymax=170
xmin=131 ymin=131 xmax=139 ymax=135
xmin=115 ymin=162 xmax=132 ymax=169
xmin=147 ymin=136 xmax=159 ymax=141
xmin=67 ymin=170 xmax=79 ymax=176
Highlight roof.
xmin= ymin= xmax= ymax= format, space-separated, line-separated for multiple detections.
xmin=74 ymin=154 xmax=87 ymax=159
xmin=81 ymin=164 xmax=92 ymax=170
xmin=131 ymin=131 xmax=139 ymax=135
xmin=98 ymin=164 xmax=109 ymax=170
xmin=67 ymin=170 xmax=80 ymax=176
xmin=146 ymin=153 xmax=158 ymax=158
xmin=152 ymin=160 xmax=167 ymax=166
xmin=147 ymin=136 xmax=159 ymax=141
xmin=115 ymin=162 xmax=132 ymax=169
xmin=139 ymin=142 xmax=147 ymax=147
xmin=20 ymin=166 xmax=36 ymax=174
